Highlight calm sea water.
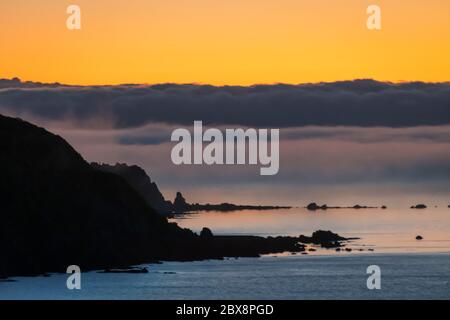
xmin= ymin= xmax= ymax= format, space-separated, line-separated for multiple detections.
xmin=1 ymin=207 xmax=450 ymax=299
xmin=172 ymin=207 xmax=450 ymax=254
xmin=1 ymin=254 xmax=450 ymax=299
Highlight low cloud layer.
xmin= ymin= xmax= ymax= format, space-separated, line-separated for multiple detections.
xmin=0 ymin=78 xmax=449 ymax=129
xmin=1 ymin=78 xmax=449 ymax=205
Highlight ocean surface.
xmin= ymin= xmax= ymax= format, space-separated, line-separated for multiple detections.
xmin=173 ymin=207 xmax=450 ymax=254
xmin=2 ymin=207 xmax=450 ymax=300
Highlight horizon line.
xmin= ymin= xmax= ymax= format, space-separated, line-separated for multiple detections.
xmin=3 ymin=77 xmax=450 ymax=88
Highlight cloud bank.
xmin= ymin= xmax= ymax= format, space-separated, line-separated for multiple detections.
xmin=1 ymin=78 xmax=449 ymax=129
xmin=1 ymin=78 xmax=449 ymax=205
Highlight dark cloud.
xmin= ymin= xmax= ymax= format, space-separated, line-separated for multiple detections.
xmin=0 ymin=78 xmax=449 ymax=129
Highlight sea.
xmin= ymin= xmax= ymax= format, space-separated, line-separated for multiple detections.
xmin=1 ymin=207 xmax=450 ymax=299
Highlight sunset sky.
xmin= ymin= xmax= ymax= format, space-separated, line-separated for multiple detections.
xmin=1 ymin=0 xmax=450 ymax=85
xmin=1 ymin=1 xmax=449 ymax=207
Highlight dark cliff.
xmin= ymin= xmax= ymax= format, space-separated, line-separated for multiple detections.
xmin=91 ymin=162 xmax=173 ymax=215
xmin=0 ymin=115 xmax=191 ymax=277
xmin=0 ymin=114 xmax=305 ymax=278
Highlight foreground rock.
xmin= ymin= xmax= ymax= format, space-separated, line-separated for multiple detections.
xmin=0 ymin=114 xmax=303 ymax=278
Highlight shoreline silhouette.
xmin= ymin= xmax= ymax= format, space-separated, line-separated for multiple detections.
xmin=0 ymin=114 xmax=356 ymax=279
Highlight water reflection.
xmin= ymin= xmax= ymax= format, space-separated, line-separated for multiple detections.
xmin=171 ymin=207 xmax=450 ymax=254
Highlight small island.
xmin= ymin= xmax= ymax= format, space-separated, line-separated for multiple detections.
xmin=306 ymin=202 xmax=378 ymax=211
xmin=411 ymin=204 xmax=427 ymax=209
xmin=172 ymin=192 xmax=291 ymax=213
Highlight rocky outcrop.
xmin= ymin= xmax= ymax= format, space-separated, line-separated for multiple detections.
xmin=307 ymin=203 xmax=327 ymax=211
xmin=298 ymin=230 xmax=354 ymax=248
xmin=173 ymin=192 xmax=190 ymax=212
xmin=200 ymin=227 xmax=214 ymax=239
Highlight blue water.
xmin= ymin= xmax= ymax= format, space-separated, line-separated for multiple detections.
xmin=2 ymin=253 xmax=450 ymax=300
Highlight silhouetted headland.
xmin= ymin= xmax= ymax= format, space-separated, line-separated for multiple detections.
xmin=0 ymin=114 xmax=309 ymax=279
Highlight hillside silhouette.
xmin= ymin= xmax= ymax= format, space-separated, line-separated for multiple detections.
xmin=0 ymin=114 xmax=305 ymax=278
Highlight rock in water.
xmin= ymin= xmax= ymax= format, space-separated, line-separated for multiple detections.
xmin=411 ymin=204 xmax=427 ymax=209
xmin=200 ymin=227 xmax=214 ymax=239
xmin=306 ymin=203 xmax=327 ymax=211
xmin=173 ymin=192 xmax=190 ymax=212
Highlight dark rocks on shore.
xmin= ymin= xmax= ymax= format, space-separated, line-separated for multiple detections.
xmin=381 ymin=205 xmax=387 ymax=209
xmin=99 ymin=267 xmax=149 ymax=274
xmin=411 ymin=204 xmax=427 ymax=209
xmin=298 ymin=230 xmax=353 ymax=248
xmin=302 ymin=230 xmax=347 ymax=242
xmin=416 ymin=235 xmax=423 ymax=240
xmin=200 ymin=227 xmax=214 ymax=239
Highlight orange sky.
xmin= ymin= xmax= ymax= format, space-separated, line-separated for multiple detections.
xmin=1 ymin=0 xmax=449 ymax=85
